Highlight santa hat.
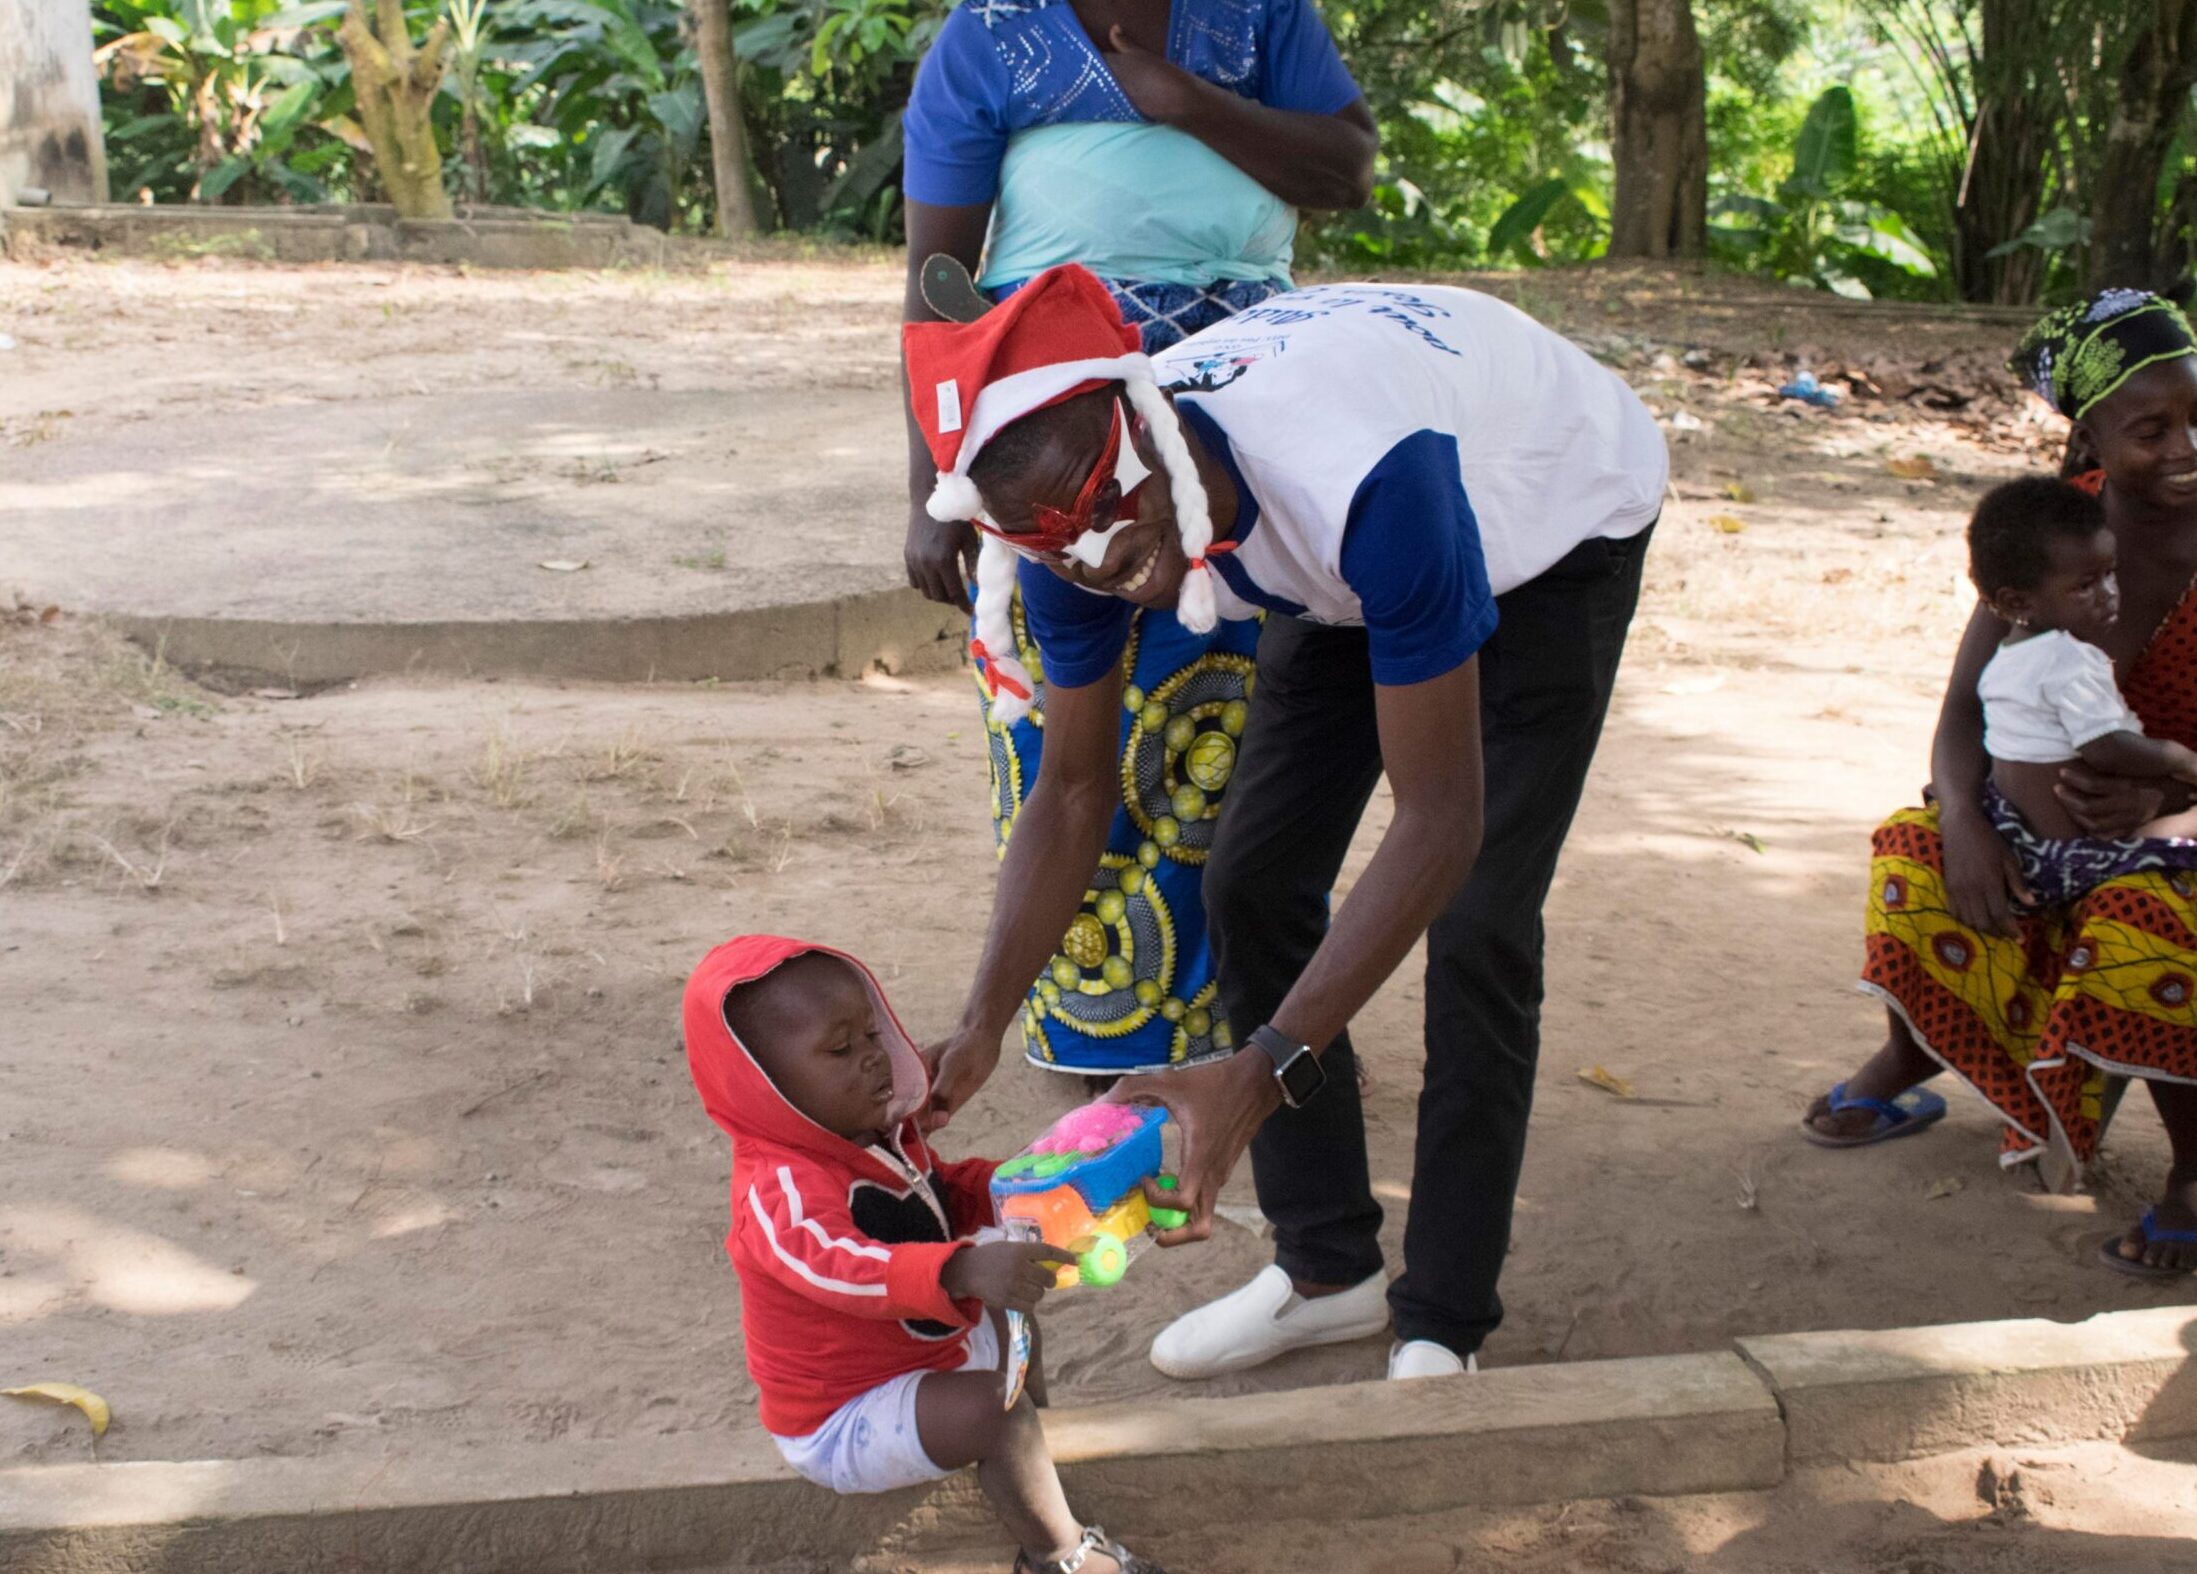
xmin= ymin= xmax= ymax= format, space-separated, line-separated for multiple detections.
xmin=903 ymin=264 xmax=1219 ymax=724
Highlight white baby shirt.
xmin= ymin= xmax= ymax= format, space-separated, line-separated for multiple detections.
xmin=1978 ymin=630 xmax=2142 ymax=764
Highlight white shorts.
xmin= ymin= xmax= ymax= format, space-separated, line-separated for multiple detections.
xmin=771 ymin=1314 xmax=1002 ymax=1495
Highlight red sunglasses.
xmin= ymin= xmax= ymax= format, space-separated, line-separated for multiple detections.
xmin=972 ymin=400 xmax=1148 ymax=562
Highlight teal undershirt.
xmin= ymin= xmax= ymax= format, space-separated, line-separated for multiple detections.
xmin=976 ymin=121 xmax=1298 ymax=292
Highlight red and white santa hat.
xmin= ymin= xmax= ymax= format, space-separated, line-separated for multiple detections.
xmin=903 ymin=264 xmax=1218 ymax=724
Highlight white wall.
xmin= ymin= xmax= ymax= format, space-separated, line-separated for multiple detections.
xmin=0 ymin=0 xmax=109 ymax=208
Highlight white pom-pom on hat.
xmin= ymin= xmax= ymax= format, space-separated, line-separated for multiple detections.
xmin=927 ymin=471 xmax=985 ymax=524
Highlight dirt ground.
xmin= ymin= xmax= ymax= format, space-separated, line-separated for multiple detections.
xmin=0 ymin=251 xmax=918 ymax=625
xmin=3 ymin=256 xmax=2194 ymax=1534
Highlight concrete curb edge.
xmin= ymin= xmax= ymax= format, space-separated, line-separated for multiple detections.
xmin=106 ymin=588 xmax=970 ymax=690
xmin=3 ymin=1306 xmax=2190 ymax=1572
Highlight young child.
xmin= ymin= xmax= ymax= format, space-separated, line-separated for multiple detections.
xmin=1972 ymin=477 xmax=2197 ymax=906
xmin=683 ymin=935 xmax=1167 ymax=1574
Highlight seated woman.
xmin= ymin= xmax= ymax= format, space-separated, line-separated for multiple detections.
xmin=897 ymin=0 xmax=1378 ymax=1095
xmin=1802 ymin=289 xmax=2197 ymax=1281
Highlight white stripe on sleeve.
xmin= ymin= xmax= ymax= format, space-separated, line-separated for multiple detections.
xmin=747 ymin=1184 xmax=888 ymax=1298
xmin=779 ymin=1165 xmax=893 ymax=1261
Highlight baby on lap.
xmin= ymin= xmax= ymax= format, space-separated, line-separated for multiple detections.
xmin=1972 ymin=477 xmax=2197 ymax=907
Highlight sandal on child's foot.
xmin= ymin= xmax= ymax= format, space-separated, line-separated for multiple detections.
xmin=1013 ymin=1525 xmax=1170 ymax=1574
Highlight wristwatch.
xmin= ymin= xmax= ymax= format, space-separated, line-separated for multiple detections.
xmin=1247 ymin=1024 xmax=1326 ymax=1109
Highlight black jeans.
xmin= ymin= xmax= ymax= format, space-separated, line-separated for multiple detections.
xmin=1204 ymin=524 xmax=1653 ymax=1355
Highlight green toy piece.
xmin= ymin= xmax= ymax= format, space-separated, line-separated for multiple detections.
xmin=1076 ymin=1233 xmax=1130 ymax=1287
xmin=1148 ymin=1174 xmax=1189 ymax=1231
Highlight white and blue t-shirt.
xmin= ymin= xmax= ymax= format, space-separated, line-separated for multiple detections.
xmin=1020 ymin=284 xmax=1669 ymax=689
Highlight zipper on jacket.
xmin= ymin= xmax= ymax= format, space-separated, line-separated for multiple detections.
xmin=871 ymin=1130 xmax=952 ymax=1237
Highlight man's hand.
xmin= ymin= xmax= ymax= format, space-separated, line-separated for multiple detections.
xmin=921 ymin=1028 xmax=1002 ymax=1132
xmin=1940 ymin=804 xmax=2030 ymax=937
xmin=2056 ymin=764 xmax=2166 ymax=840
xmin=1102 ymin=25 xmax=1200 ymax=124
xmin=942 ymin=1239 xmax=1079 ymax=1312
xmin=1107 ymin=1049 xmax=1280 ymax=1247
xmin=905 ymin=505 xmax=979 ymax=613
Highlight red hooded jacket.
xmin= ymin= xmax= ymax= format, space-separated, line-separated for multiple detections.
xmin=683 ymin=935 xmax=1000 ymax=1437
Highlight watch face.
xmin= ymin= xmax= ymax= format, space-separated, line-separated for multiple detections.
xmin=1278 ymin=1047 xmax=1325 ymax=1106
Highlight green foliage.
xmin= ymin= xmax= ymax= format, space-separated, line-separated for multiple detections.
xmin=1304 ymin=8 xmax=1607 ymax=270
xmin=90 ymin=0 xmax=934 ymax=232
xmin=492 ymin=0 xmax=713 ymax=227
xmin=92 ymin=0 xmax=362 ymax=204
xmin=1784 ymin=82 xmax=1855 ymax=198
xmin=1987 ymin=206 xmax=2091 ymax=262
xmin=730 ymin=0 xmax=944 ymax=237
xmin=84 ymin=0 xmax=2197 ymax=296
xmin=1706 ymin=84 xmax=1942 ymax=298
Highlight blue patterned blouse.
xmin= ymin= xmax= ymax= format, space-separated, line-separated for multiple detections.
xmin=902 ymin=0 xmax=1360 ymax=208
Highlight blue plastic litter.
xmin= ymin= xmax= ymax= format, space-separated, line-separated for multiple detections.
xmin=1778 ymin=370 xmax=1840 ymax=408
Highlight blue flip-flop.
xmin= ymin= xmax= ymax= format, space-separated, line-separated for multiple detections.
xmin=1801 ymin=1082 xmax=1948 ymax=1148
xmin=2098 ymin=1208 xmax=2197 ymax=1281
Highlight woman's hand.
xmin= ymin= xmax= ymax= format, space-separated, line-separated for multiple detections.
xmin=1102 ymin=25 xmax=1201 ymax=124
xmin=921 ymin=1028 xmax=1002 ymax=1132
xmin=2056 ymin=764 xmax=2167 ymax=839
xmin=1940 ymin=804 xmax=2031 ymax=937
xmin=905 ymin=504 xmax=979 ymax=612
xmin=1106 ymin=1050 xmax=1280 ymax=1246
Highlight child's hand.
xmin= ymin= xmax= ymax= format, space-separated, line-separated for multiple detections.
xmin=942 ymin=1240 xmax=1079 ymax=1312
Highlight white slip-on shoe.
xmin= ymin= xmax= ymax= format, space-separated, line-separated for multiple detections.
xmin=1148 ymin=1265 xmax=1388 ymax=1380
xmin=1386 ymin=1339 xmax=1478 ymax=1380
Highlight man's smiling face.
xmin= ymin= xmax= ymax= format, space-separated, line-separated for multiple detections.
xmin=975 ymin=388 xmax=1192 ymax=611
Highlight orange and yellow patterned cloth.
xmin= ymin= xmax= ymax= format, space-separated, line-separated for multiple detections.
xmin=1862 ymin=544 xmax=2197 ymax=1178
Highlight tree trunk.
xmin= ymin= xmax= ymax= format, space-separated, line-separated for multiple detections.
xmin=1951 ymin=100 xmax=2048 ymax=305
xmin=461 ymin=103 xmax=487 ymax=206
xmin=1606 ymin=0 xmax=1707 ymax=258
xmin=337 ymin=0 xmax=453 ymax=221
xmin=690 ymin=0 xmax=759 ymax=238
xmin=1946 ymin=0 xmax=2083 ymax=305
xmin=2087 ymin=0 xmax=2197 ymax=291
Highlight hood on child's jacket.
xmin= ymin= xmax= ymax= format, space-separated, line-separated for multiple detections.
xmin=682 ymin=935 xmax=1004 ymax=1439
xmin=682 ymin=933 xmax=932 ymax=1166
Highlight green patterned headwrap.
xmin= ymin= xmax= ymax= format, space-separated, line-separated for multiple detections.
xmin=2010 ymin=288 xmax=2197 ymax=421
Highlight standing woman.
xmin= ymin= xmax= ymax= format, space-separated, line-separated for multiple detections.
xmin=899 ymin=0 xmax=1377 ymax=1093
xmin=1805 ymin=290 xmax=2197 ymax=1279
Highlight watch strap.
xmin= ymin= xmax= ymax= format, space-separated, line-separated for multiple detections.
xmin=1248 ymin=1023 xmax=1299 ymax=1074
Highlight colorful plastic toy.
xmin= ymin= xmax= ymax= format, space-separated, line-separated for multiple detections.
xmin=990 ymin=1103 xmax=1187 ymax=1288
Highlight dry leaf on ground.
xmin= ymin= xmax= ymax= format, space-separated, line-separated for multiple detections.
xmin=1707 ymin=513 xmax=1747 ymax=534
xmin=1578 ymin=1066 xmax=1636 ymax=1099
xmin=3 ymin=1382 xmax=111 ymax=1436
xmin=1887 ymin=455 xmax=1939 ymax=481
